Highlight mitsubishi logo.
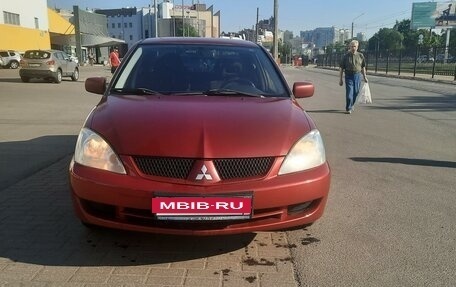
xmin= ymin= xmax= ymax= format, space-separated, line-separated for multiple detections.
xmin=195 ymin=164 xmax=213 ymax=180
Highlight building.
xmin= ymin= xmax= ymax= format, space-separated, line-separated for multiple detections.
xmin=95 ymin=7 xmax=150 ymax=49
xmin=1 ymin=1 xmax=220 ymax=62
xmin=299 ymin=27 xmax=361 ymax=49
xmin=167 ymin=2 xmax=220 ymax=38
xmin=0 ymin=0 xmax=50 ymax=51
xmin=356 ymin=32 xmax=366 ymax=42
xmin=282 ymin=30 xmax=294 ymax=44
xmin=337 ymin=29 xmax=351 ymax=43
xmin=95 ymin=2 xmax=220 ymax=47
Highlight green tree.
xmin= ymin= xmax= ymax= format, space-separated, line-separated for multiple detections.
xmin=369 ymin=28 xmax=404 ymax=52
xmin=176 ymin=21 xmax=199 ymax=37
xmin=326 ymin=41 xmax=348 ymax=53
xmin=278 ymin=40 xmax=293 ymax=64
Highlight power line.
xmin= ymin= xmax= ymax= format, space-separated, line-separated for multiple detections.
xmin=358 ymin=10 xmax=410 ymax=27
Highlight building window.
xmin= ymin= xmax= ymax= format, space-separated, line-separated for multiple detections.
xmin=118 ymin=23 xmax=121 ymax=28
xmin=3 ymin=11 xmax=20 ymax=26
xmin=112 ymin=23 xmax=115 ymax=28
xmin=129 ymin=35 xmax=133 ymax=40
xmin=34 ymin=17 xmax=39 ymax=29
xmin=124 ymin=22 xmax=127 ymax=28
xmin=129 ymin=22 xmax=132 ymax=28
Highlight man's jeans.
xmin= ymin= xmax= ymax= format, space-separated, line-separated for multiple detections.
xmin=345 ymin=73 xmax=361 ymax=111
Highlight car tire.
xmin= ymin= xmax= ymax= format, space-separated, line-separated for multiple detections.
xmin=21 ymin=76 xmax=30 ymax=82
xmin=71 ymin=68 xmax=79 ymax=81
xmin=54 ymin=69 xmax=62 ymax=83
xmin=9 ymin=61 xmax=19 ymax=69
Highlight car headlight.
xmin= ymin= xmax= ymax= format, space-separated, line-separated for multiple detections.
xmin=74 ymin=128 xmax=126 ymax=174
xmin=278 ymin=130 xmax=326 ymax=175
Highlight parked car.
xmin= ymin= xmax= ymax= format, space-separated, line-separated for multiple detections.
xmin=69 ymin=37 xmax=331 ymax=236
xmin=19 ymin=49 xmax=79 ymax=83
xmin=417 ymin=55 xmax=434 ymax=63
xmin=0 ymin=50 xmax=22 ymax=69
xmin=435 ymin=53 xmax=454 ymax=63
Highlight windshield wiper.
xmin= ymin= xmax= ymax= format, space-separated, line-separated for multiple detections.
xmin=111 ymin=88 xmax=161 ymax=95
xmin=203 ymin=89 xmax=264 ymax=98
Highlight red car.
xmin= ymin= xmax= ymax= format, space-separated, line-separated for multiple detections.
xmin=69 ymin=37 xmax=330 ymax=235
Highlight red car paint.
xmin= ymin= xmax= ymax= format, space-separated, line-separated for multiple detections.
xmin=69 ymin=38 xmax=330 ymax=235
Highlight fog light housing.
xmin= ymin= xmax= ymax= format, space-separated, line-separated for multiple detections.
xmin=288 ymin=201 xmax=313 ymax=215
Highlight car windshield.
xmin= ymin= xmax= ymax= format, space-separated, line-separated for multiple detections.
xmin=111 ymin=44 xmax=288 ymax=97
xmin=24 ymin=50 xmax=51 ymax=59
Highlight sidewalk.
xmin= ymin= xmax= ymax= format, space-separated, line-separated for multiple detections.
xmin=0 ymin=155 xmax=300 ymax=287
xmin=303 ymin=65 xmax=456 ymax=85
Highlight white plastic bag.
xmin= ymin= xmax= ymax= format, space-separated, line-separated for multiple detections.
xmin=358 ymin=83 xmax=372 ymax=104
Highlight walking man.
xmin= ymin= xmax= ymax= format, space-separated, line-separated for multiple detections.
xmin=339 ymin=40 xmax=368 ymax=114
xmin=109 ymin=47 xmax=121 ymax=74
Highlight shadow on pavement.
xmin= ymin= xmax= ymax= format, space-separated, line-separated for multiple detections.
xmin=371 ymin=93 xmax=456 ymax=112
xmin=0 ymin=135 xmax=77 ymax=190
xmin=0 ymin=78 xmax=22 ymax=83
xmin=351 ymin=157 xmax=456 ymax=169
xmin=306 ymin=109 xmax=346 ymax=114
xmin=0 ymin=136 xmax=256 ymax=267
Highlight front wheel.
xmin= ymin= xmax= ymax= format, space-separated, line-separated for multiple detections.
xmin=71 ymin=68 xmax=79 ymax=81
xmin=20 ymin=76 xmax=30 ymax=83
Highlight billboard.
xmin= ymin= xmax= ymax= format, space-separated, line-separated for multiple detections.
xmin=411 ymin=1 xmax=456 ymax=29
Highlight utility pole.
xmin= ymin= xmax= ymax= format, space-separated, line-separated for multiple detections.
xmin=273 ymin=0 xmax=278 ymax=61
xmin=73 ymin=6 xmax=82 ymax=64
xmin=255 ymin=7 xmax=259 ymax=43
xmin=154 ymin=0 xmax=158 ymax=37
xmin=182 ymin=0 xmax=185 ymax=37
xmin=351 ymin=13 xmax=364 ymax=39
xmin=197 ymin=0 xmax=200 ymax=36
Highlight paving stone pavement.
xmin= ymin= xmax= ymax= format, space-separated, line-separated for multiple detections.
xmin=0 ymin=156 xmax=299 ymax=287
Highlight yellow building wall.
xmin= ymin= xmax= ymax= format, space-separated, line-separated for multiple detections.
xmin=0 ymin=25 xmax=50 ymax=52
xmin=48 ymin=8 xmax=74 ymax=35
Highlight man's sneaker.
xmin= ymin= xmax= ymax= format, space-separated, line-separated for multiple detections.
xmin=345 ymin=110 xmax=352 ymax=114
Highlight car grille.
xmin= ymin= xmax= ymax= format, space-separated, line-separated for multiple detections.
xmin=214 ymin=157 xmax=274 ymax=180
xmin=133 ymin=156 xmax=274 ymax=180
xmin=134 ymin=157 xmax=195 ymax=179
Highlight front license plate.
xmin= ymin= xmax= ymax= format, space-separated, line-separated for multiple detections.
xmin=152 ymin=196 xmax=252 ymax=220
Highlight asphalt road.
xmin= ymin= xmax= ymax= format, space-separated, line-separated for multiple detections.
xmin=0 ymin=65 xmax=455 ymax=286
xmin=283 ymin=67 xmax=456 ymax=286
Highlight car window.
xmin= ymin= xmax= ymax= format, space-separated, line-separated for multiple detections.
xmin=55 ymin=52 xmax=64 ymax=60
xmin=24 ymin=50 xmax=51 ymax=59
xmin=0 ymin=52 xmax=8 ymax=57
xmin=112 ymin=44 xmax=288 ymax=97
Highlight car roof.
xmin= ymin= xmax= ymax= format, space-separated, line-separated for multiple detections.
xmin=24 ymin=49 xmax=65 ymax=53
xmin=139 ymin=37 xmax=260 ymax=48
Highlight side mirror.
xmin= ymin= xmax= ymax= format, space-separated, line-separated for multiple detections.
xmin=293 ymin=82 xmax=314 ymax=98
xmin=85 ymin=77 xmax=107 ymax=95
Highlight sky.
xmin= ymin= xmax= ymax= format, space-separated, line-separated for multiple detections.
xmin=47 ymin=0 xmax=433 ymax=39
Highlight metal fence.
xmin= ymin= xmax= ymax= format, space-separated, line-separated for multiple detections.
xmin=316 ymin=46 xmax=456 ymax=81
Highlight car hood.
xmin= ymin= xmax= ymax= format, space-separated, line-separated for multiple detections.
xmin=89 ymin=95 xmax=312 ymax=158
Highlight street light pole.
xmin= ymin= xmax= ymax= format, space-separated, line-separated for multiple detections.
xmin=273 ymin=0 xmax=279 ymax=61
xmin=154 ymin=0 xmax=158 ymax=37
xmin=351 ymin=12 xmax=364 ymax=39
xmin=182 ymin=0 xmax=185 ymax=37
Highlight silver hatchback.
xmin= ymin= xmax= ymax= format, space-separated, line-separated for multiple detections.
xmin=0 ymin=50 xmax=22 ymax=69
xmin=19 ymin=50 xmax=79 ymax=83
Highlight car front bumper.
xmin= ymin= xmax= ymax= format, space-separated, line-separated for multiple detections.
xmin=69 ymin=156 xmax=331 ymax=236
